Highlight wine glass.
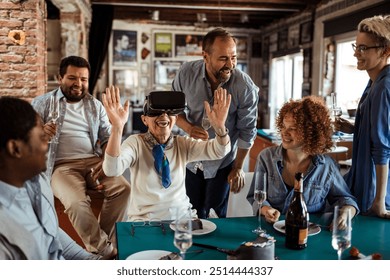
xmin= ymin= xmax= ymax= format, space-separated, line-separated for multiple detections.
xmin=332 ymin=106 xmax=343 ymax=142
xmin=47 ymin=94 xmax=59 ymax=143
xmin=48 ymin=94 xmax=59 ymax=124
xmin=201 ymin=107 xmax=211 ymax=130
xmin=173 ymin=208 xmax=193 ymax=260
xmin=252 ymin=172 xmax=267 ymax=234
xmin=332 ymin=206 xmax=352 ymax=260
xmin=330 ymin=93 xmax=343 ymax=142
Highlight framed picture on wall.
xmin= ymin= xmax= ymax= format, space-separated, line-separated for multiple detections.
xmin=300 ymin=21 xmax=313 ymax=44
xmin=113 ymin=69 xmax=138 ymax=99
xmin=175 ymin=34 xmax=203 ymax=57
xmin=154 ymin=61 xmax=182 ymax=85
xmin=154 ymin=33 xmax=172 ymax=58
xmin=112 ymin=30 xmax=137 ymax=66
xmin=288 ymin=24 xmax=300 ymax=49
xmin=236 ymin=36 xmax=248 ymax=60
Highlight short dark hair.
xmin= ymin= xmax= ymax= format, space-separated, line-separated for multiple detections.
xmin=59 ymin=56 xmax=91 ymax=78
xmin=202 ymin=28 xmax=236 ymax=53
xmin=0 ymin=97 xmax=37 ymax=150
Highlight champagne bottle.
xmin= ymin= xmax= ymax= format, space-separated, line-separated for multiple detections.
xmin=285 ymin=172 xmax=309 ymax=249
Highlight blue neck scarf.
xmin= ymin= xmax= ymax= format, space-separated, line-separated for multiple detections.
xmin=152 ymin=144 xmax=171 ymax=188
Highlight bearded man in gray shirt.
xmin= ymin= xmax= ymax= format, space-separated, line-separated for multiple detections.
xmin=172 ymin=28 xmax=259 ymax=218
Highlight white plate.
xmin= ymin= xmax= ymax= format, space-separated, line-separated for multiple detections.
xmin=126 ymin=250 xmax=171 ymax=260
xmin=273 ymin=220 xmax=321 ymax=236
xmin=169 ymin=219 xmax=217 ymax=235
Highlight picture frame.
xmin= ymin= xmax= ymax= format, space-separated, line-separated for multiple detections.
xmin=175 ymin=34 xmax=203 ymax=57
xmin=300 ymin=21 xmax=313 ymax=44
xmin=154 ymin=61 xmax=182 ymax=85
xmin=288 ymin=24 xmax=300 ymax=49
xmin=113 ymin=69 xmax=138 ymax=98
xmin=112 ymin=30 xmax=137 ymax=66
xmin=154 ymin=32 xmax=172 ymax=58
xmin=236 ymin=36 xmax=248 ymax=60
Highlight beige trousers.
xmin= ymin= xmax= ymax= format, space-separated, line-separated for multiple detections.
xmin=51 ymin=156 xmax=130 ymax=254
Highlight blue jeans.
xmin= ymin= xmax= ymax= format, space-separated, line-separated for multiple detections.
xmin=185 ymin=163 xmax=232 ymax=218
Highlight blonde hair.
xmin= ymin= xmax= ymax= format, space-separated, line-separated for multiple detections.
xmin=358 ymin=15 xmax=390 ymax=47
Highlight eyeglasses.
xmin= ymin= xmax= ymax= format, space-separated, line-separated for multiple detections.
xmin=351 ymin=43 xmax=384 ymax=53
xmin=130 ymin=219 xmax=165 ymax=236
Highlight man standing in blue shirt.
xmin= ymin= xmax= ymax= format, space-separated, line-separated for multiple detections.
xmin=172 ymin=28 xmax=259 ymax=218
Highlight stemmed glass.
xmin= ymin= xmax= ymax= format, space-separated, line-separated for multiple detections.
xmin=332 ymin=106 xmax=343 ymax=142
xmin=201 ymin=107 xmax=211 ymax=130
xmin=331 ymin=93 xmax=343 ymax=142
xmin=47 ymin=94 xmax=59 ymax=143
xmin=332 ymin=206 xmax=352 ymax=260
xmin=173 ymin=208 xmax=193 ymax=260
xmin=252 ymin=172 xmax=267 ymax=234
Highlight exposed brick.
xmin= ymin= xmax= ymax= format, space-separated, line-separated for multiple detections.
xmin=0 ymin=54 xmax=24 ymax=63
xmin=0 ymin=3 xmax=19 ymax=10
xmin=0 ymin=19 xmax=23 ymax=28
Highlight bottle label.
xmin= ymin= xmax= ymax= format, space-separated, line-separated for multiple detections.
xmin=298 ymin=228 xmax=308 ymax=245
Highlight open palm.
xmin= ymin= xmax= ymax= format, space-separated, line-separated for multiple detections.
xmin=102 ymin=85 xmax=130 ymax=128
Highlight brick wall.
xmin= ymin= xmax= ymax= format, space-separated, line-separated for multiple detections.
xmin=0 ymin=0 xmax=46 ymax=102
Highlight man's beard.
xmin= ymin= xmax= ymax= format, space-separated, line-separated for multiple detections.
xmin=61 ymin=85 xmax=87 ymax=102
xmin=216 ymin=66 xmax=234 ymax=84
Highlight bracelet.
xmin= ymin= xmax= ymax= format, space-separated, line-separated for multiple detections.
xmin=215 ymin=127 xmax=229 ymax=138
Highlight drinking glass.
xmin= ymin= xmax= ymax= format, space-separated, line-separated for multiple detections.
xmin=173 ymin=208 xmax=193 ymax=260
xmin=332 ymin=206 xmax=352 ymax=260
xmin=201 ymin=107 xmax=211 ymax=130
xmin=330 ymin=93 xmax=343 ymax=142
xmin=332 ymin=106 xmax=343 ymax=142
xmin=252 ymin=172 xmax=267 ymax=234
xmin=48 ymin=94 xmax=59 ymax=143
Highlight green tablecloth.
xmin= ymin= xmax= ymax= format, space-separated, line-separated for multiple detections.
xmin=116 ymin=214 xmax=390 ymax=260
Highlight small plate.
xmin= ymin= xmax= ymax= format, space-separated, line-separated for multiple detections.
xmin=273 ymin=220 xmax=321 ymax=236
xmin=170 ymin=219 xmax=217 ymax=235
xmin=126 ymin=250 xmax=171 ymax=260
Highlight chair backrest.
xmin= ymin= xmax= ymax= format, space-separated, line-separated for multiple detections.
xmin=226 ymin=172 xmax=255 ymax=217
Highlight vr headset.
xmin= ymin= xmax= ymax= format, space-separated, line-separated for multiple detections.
xmin=143 ymin=91 xmax=186 ymax=117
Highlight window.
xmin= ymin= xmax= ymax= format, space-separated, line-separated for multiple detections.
xmin=269 ymin=52 xmax=303 ymax=129
xmin=334 ymin=37 xmax=369 ymax=112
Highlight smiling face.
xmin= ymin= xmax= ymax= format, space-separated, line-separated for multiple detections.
xmin=142 ymin=113 xmax=178 ymax=144
xmin=59 ymin=65 xmax=89 ymax=103
xmin=204 ymin=36 xmax=237 ymax=85
xmin=280 ymin=113 xmax=304 ymax=151
xmin=354 ymin=32 xmax=388 ymax=78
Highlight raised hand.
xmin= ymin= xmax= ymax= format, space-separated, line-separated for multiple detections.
xmin=102 ymin=85 xmax=130 ymax=128
xmin=204 ymin=87 xmax=231 ymax=132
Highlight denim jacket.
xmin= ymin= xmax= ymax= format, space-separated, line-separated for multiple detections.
xmin=31 ymin=88 xmax=111 ymax=175
xmin=247 ymin=145 xmax=359 ymax=215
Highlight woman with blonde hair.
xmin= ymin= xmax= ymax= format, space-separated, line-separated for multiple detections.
xmin=336 ymin=15 xmax=390 ymax=218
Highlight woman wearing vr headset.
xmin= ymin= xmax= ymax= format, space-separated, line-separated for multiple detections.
xmin=102 ymin=86 xmax=231 ymax=220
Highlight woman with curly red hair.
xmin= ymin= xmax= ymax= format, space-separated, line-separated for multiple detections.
xmin=247 ymin=96 xmax=359 ymax=225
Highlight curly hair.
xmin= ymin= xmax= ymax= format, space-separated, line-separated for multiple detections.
xmin=275 ymin=96 xmax=333 ymax=155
